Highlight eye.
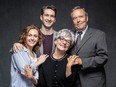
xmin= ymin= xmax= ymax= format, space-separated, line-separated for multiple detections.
xmin=33 ymin=35 xmax=38 ymax=38
xmin=27 ymin=34 xmax=32 ymax=37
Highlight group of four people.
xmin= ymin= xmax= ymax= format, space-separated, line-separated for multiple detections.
xmin=10 ymin=5 xmax=108 ymax=87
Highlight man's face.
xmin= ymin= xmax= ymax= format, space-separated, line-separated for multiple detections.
xmin=71 ymin=9 xmax=88 ymax=32
xmin=40 ymin=9 xmax=56 ymax=29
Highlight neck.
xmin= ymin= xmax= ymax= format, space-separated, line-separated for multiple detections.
xmin=26 ymin=45 xmax=34 ymax=58
xmin=53 ymin=50 xmax=66 ymax=59
xmin=41 ymin=25 xmax=53 ymax=35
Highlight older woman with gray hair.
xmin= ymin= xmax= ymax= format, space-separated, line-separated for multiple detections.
xmin=37 ymin=29 xmax=78 ymax=87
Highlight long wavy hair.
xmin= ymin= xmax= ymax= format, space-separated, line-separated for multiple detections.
xmin=18 ymin=24 xmax=42 ymax=52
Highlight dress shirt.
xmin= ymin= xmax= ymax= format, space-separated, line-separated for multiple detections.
xmin=75 ymin=25 xmax=88 ymax=42
xmin=10 ymin=47 xmax=38 ymax=87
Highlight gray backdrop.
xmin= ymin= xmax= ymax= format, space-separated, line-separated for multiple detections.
xmin=0 ymin=0 xmax=116 ymax=87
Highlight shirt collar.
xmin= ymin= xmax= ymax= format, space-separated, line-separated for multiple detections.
xmin=76 ymin=25 xmax=88 ymax=34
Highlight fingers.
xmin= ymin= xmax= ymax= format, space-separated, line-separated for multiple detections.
xmin=21 ymin=72 xmax=26 ymax=76
xmin=38 ymin=54 xmax=49 ymax=61
xmin=67 ymin=55 xmax=81 ymax=66
xmin=25 ymin=65 xmax=32 ymax=71
xmin=13 ymin=43 xmax=23 ymax=52
xmin=37 ymin=54 xmax=49 ymax=66
xmin=68 ymin=55 xmax=79 ymax=61
xmin=40 ymin=54 xmax=49 ymax=58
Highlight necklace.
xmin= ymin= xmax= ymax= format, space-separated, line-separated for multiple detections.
xmin=50 ymin=54 xmax=67 ymax=61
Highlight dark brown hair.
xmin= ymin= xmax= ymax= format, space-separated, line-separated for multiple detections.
xmin=41 ymin=5 xmax=57 ymax=17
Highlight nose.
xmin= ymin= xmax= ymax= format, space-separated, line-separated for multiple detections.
xmin=62 ymin=40 xmax=67 ymax=44
xmin=31 ymin=35 xmax=35 ymax=40
xmin=76 ymin=18 xmax=80 ymax=23
xmin=48 ymin=16 xmax=51 ymax=20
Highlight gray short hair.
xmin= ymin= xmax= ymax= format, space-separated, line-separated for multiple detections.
xmin=55 ymin=29 xmax=74 ymax=47
xmin=71 ymin=6 xmax=88 ymax=16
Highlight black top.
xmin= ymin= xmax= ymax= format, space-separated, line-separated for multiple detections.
xmin=37 ymin=54 xmax=77 ymax=87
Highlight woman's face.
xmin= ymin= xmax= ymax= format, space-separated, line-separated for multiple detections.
xmin=55 ymin=36 xmax=71 ymax=52
xmin=25 ymin=29 xmax=39 ymax=49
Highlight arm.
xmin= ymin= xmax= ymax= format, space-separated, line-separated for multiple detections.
xmin=66 ymin=55 xmax=79 ymax=87
xmin=12 ymin=50 xmax=29 ymax=72
xmin=21 ymin=65 xmax=38 ymax=84
xmin=30 ymin=54 xmax=49 ymax=74
xmin=36 ymin=54 xmax=49 ymax=66
xmin=12 ymin=43 xmax=24 ymax=52
xmin=12 ymin=50 xmax=39 ymax=84
xmin=66 ymin=55 xmax=79 ymax=77
xmin=20 ymin=54 xmax=48 ymax=84
xmin=79 ymin=31 xmax=108 ymax=69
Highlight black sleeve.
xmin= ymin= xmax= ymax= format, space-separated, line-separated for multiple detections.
xmin=36 ymin=65 xmax=47 ymax=87
xmin=66 ymin=65 xmax=78 ymax=87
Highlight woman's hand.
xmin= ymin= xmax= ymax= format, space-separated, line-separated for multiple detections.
xmin=66 ymin=55 xmax=79 ymax=77
xmin=21 ymin=65 xmax=38 ymax=84
xmin=67 ymin=55 xmax=79 ymax=67
xmin=21 ymin=65 xmax=33 ymax=79
xmin=36 ymin=54 xmax=49 ymax=66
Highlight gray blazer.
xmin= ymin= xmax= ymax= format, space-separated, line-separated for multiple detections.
xmin=39 ymin=30 xmax=57 ymax=55
xmin=71 ymin=27 xmax=108 ymax=87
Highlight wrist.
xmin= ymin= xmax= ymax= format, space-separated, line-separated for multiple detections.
xmin=66 ymin=63 xmax=72 ymax=68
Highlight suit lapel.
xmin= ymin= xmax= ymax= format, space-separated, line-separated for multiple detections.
xmin=76 ymin=28 xmax=92 ymax=53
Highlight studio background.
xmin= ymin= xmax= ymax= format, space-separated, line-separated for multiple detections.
xmin=0 ymin=0 xmax=116 ymax=87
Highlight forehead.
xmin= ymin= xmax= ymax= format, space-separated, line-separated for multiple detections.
xmin=71 ymin=9 xmax=86 ymax=16
xmin=63 ymin=36 xmax=72 ymax=40
xmin=28 ymin=29 xmax=38 ymax=34
xmin=43 ymin=9 xmax=55 ymax=14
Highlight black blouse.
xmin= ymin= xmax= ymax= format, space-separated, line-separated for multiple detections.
xmin=37 ymin=54 xmax=78 ymax=87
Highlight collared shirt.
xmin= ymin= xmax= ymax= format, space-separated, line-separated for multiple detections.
xmin=10 ymin=47 xmax=38 ymax=87
xmin=75 ymin=25 xmax=88 ymax=42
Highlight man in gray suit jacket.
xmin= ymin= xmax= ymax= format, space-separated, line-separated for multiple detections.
xmin=70 ymin=6 xmax=108 ymax=87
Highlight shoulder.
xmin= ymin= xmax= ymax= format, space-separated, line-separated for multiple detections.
xmin=53 ymin=30 xmax=57 ymax=33
xmin=12 ymin=47 xmax=28 ymax=55
xmin=88 ymin=27 xmax=105 ymax=35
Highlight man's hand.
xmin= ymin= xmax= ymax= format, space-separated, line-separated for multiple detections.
xmin=13 ymin=43 xmax=24 ymax=52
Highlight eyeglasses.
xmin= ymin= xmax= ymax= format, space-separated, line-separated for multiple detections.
xmin=58 ymin=37 xmax=71 ymax=45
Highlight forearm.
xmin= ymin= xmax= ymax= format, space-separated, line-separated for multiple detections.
xmin=81 ymin=55 xmax=108 ymax=69
xmin=66 ymin=64 xmax=72 ymax=77
xmin=30 ymin=76 xmax=38 ymax=85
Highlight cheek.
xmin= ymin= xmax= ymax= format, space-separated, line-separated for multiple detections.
xmin=66 ymin=46 xmax=70 ymax=50
xmin=35 ymin=37 xmax=39 ymax=42
xmin=25 ymin=37 xmax=29 ymax=42
xmin=73 ymin=20 xmax=76 ymax=24
xmin=52 ymin=18 xmax=56 ymax=23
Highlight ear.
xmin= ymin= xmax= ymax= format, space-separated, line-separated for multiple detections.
xmin=86 ymin=16 xmax=88 ymax=22
xmin=40 ymin=15 xmax=42 ymax=21
xmin=54 ymin=39 xmax=57 ymax=45
xmin=54 ymin=18 xmax=56 ymax=23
